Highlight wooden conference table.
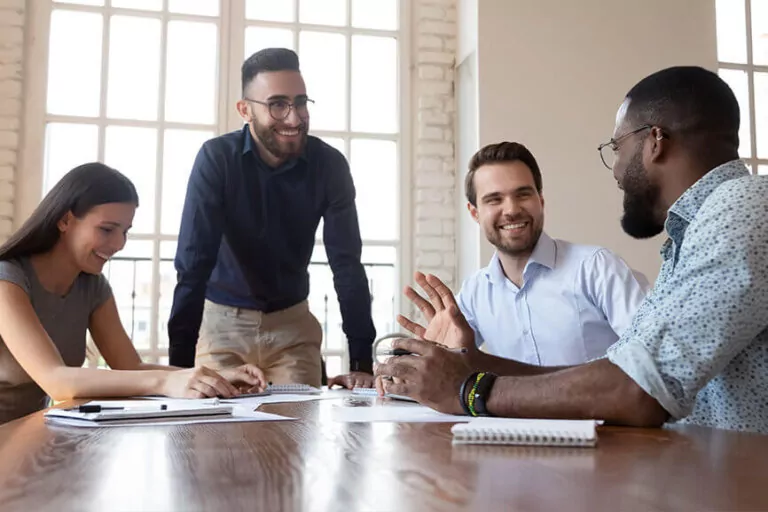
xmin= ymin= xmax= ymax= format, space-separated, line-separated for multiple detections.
xmin=0 ymin=393 xmax=766 ymax=511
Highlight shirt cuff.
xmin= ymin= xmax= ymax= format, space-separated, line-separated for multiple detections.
xmin=607 ymin=341 xmax=688 ymax=420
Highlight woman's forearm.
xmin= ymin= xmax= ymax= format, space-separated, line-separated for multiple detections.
xmin=137 ymin=362 xmax=182 ymax=371
xmin=42 ymin=367 xmax=169 ymax=401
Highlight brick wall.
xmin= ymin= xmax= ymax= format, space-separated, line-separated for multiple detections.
xmin=0 ymin=0 xmax=24 ymax=242
xmin=411 ymin=0 xmax=457 ymax=297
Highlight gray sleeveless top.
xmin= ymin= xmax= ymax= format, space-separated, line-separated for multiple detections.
xmin=0 ymin=257 xmax=111 ymax=424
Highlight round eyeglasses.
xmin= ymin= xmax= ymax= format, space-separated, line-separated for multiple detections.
xmin=244 ymin=97 xmax=314 ymax=121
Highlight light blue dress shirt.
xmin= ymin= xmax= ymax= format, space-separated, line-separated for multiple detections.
xmin=457 ymin=232 xmax=649 ymax=366
xmin=608 ymin=160 xmax=768 ymax=433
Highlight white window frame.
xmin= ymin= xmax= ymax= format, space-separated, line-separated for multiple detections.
xmin=717 ymin=0 xmax=767 ymax=174
xmin=18 ymin=0 xmax=412 ymax=369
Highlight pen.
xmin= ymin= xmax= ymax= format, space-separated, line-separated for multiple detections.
xmin=68 ymin=404 xmax=169 ymax=413
xmin=382 ymin=347 xmax=468 ymax=356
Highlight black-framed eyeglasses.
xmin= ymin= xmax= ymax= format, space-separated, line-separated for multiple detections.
xmin=597 ymin=124 xmax=652 ymax=170
xmin=244 ymin=97 xmax=314 ymax=121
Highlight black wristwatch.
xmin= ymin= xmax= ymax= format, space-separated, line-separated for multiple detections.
xmin=473 ymin=372 xmax=498 ymax=416
xmin=350 ymin=358 xmax=373 ymax=374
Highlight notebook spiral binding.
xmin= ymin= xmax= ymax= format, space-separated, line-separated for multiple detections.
xmin=452 ymin=427 xmax=596 ymax=447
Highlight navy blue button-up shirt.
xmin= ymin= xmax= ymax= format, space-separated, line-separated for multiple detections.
xmin=168 ymin=125 xmax=376 ymax=368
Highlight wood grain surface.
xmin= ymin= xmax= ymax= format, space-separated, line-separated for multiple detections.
xmin=0 ymin=396 xmax=766 ymax=512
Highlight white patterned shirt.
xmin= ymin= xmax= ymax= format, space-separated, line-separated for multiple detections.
xmin=608 ymin=160 xmax=768 ymax=433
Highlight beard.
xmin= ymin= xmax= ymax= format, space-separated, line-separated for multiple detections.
xmin=249 ymin=116 xmax=308 ymax=162
xmin=486 ymin=215 xmax=543 ymax=257
xmin=619 ymin=148 xmax=664 ymax=239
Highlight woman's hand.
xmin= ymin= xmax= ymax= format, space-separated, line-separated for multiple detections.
xmin=161 ymin=366 xmax=240 ymax=398
xmin=218 ymin=364 xmax=268 ymax=394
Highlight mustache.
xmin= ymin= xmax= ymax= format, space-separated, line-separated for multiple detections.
xmin=498 ymin=215 xmax=532 ymax=223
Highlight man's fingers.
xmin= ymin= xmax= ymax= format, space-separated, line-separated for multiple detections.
xmin=374 ymin=356 xmax=418 ymax=379
xmin=425 ymin=274 xmax=459 ymax=309
xmin=404 ymin=286 xmax=436 ymax=319
xmin=396 ymin=314 xmax=426 ymax=338
xmin=391 ymin=337 xmax=434 ymax=357
xmin=374 ymin=375 xmax=385 ymax=396
xmin=414 ymin=271 xmax=445 ymax=311
xmin=327 ymin=375 xmax=345 ymax=388
xmin=383 ymin=379 xmax=409 ymax=398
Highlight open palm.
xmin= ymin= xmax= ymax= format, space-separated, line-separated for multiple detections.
xmin=397 ymin=272 xmax=475 ymax=350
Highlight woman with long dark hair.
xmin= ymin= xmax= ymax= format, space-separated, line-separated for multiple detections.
xmin=0 ymin=163 xmax=266 ymax=424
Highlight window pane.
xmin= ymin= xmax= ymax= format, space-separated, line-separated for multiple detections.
xmin=245 ymin=27 xmax=294 ymax=58
xmin=758 ymin=166 xmax=768 ymax=175
xmin=320 ymin=137 xmax=345 ymax=157
xmin=161 ymin=129 xmax=214 ymax=234
xmin=299 ymin=0 xmax=346 ymax=26
xmin=752 ymin=0 xmax=768 ymax=65
xmin=364 ymin=248 xmax=397 ymax=339
xmin=352 ymin=0 xmax=398 ymax=30
xmin=165 ymin=21 xmax=217 ymax=124
xmin=104 ymin=126 xmax=157 ymax=234
xmin=103 ymin=240 xmax=154 ymax=350
xmin=310 ymin=244 xmax=396 ymax=352
xmin=53 ymin=0 xmax=104 ymax=5
xmin=715 ymin=0 xmax=747 ymax=64
xmin=299 ymin=31 xmax=346 ymax=131
xmin=107 ymin=16 xmax=161 ymax=121
xmin=168 ymin=0 xmax=219 ymax=17
xmin=755 ymin=72 xmax=768 ymax=159
xmin=719 ymin=69 xmax=752 ymax=159
xmin=246 ymin=0 xmax=294 ymax=22
xmin=324 ymin=355 xmax=342 ymax=377
xmin=43 ymin=123 xmax=98 ymax=193
xmin=350 ymin=139 xmax=397 ymax=240
xmin=47 ymin=10 xmax=103 ymax=117
xmin=352 ymin=36 xmax=397 ymax=133
xmin=111 ymin=0 xmax=161 ymax=10
xmin=308 ymin=259 xmax=339 ymax=349
xmin=157 ymin=241 xmax=177 ymax=349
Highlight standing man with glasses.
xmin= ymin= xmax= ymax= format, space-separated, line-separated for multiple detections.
xmin=168 ymin=48 xmax=376 ymax=389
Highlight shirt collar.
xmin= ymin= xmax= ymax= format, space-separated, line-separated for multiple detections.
xmin=484 ymin=231 xmax=556 ymax=285
xmin=666 ymin=159 xmax=749 ymax=227
xmin=526 ymin=231 xmax=556 ymax=271
xmin=240 ymin=123 xmax=308 ymax=169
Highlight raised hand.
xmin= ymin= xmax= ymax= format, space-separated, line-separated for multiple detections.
xmin=397 ymin=272 xmax=475 ymax=351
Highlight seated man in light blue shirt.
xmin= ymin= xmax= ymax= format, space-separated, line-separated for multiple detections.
xmin=455 ymin=141 xmax=649 ymax=365
xmin=379 ymin=66 xmax=768 ymax=433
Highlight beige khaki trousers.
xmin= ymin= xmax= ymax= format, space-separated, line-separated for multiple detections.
xmin=196 ymin=299 xmax=322 ymax=387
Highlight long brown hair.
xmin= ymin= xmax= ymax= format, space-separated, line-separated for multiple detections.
xmin=0 ymin=162 xmax=139 ymax=261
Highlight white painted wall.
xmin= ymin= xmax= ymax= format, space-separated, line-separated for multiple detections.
xmin=459 ymin=0 xmax=717 ymax=282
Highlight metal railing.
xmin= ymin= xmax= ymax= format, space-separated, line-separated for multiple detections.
xmin=96 ymin=256 xmax=397 ymax=366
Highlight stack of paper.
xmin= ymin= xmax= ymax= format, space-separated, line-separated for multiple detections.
xmin=44 ymin=400 xmax=294 ymax=428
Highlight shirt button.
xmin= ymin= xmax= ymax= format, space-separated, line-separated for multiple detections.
xmin=522 ymin=329 xmax=529 ymax=335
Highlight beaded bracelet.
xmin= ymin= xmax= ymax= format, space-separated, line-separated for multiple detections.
xmin=459 ymin=372 xmax=478 ymax=415
xmin=467 ymin=372 xmax=486 ymax=417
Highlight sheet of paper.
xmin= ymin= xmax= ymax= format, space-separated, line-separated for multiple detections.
xmin=221 ymin=393 xmax=338 ymax=408
xmin=331 ymin=398 xmax=470 ymax=423
xmin=45 ymin=405 xmax=294 ymax=428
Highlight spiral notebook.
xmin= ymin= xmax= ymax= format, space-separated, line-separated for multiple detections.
xmin=451 ymin=418 xmax=598 ymax=447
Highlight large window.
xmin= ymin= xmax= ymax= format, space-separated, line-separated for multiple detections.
xmin=716 ymin=0 xmax=768 ymax=174
xmin=27 ymin=0 xmax=404 ymax=373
